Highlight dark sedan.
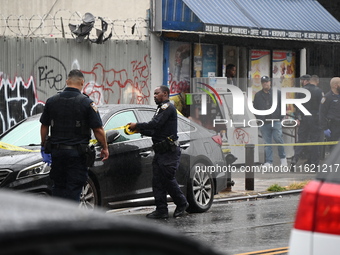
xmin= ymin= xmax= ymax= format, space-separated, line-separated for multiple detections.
xmin=0 ymin=104 xmax=228 ymax=212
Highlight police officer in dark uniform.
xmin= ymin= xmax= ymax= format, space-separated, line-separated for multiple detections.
xmin=319 ymin=77 xmax=340 ymax=142
xmin=291 ymin=75 xmax=323 ymax=167
xmin=128 ymin=85 xmax=189 ymax=219
xmin=40 ymin=69 xmax=109 ymax=202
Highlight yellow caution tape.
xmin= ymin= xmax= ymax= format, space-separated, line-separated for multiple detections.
xmin=89 ymin=124 xmax=136 ymax=145
xmin=229 ymin=141 xmax=339 ymax=147
xmin=235 ymin=246 xmax=289 ymax=255
xmin=3 ymin=130 xmax=337 ymax=152
xmin=1 ymin=124 xmax=137 ymax=152
xmin=0 ymin=141 xmax=39 ymax=152
xmin=222 ymin=148 xmax=231 ymax=153
xmin=124 ymin=124 xmax=136 ymax=135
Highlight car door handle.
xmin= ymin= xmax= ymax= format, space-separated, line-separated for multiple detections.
xmin=180 ymin=143 xmax=190 ymax=150
xmin=139 ymin=151 xmax=152 ymax=157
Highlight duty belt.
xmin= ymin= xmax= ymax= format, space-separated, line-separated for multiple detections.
xmin=51 ymin=144 xmax=79 ymax=150
xmin=152 ymin=138 xmax=179 ymax=154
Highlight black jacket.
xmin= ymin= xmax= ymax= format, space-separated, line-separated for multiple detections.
xmin=295 ymin=83 xmax=323 ymax=120
xmin=319 ymin=90 xmax=340 ymax=130
xmin=136 ymin=100 xmax=178 ymax=144
xmin=40 ymin=87 xmax=103 ymax=145
xmin=253 ymin=88 xmax=283 ymax=122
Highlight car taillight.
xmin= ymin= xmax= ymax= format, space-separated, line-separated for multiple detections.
xmin=212 ymin=135 xmax=222 ymax=146
xmin=294 ymin=180 xmax=321 ymax=231
xmin=294 ymin=180 xmax=340 ymax=235
xmin=314 ymin=182 xmax=340 ymax=235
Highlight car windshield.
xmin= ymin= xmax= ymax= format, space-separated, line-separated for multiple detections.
xmin=0 ymin=119 xmax=41 ymax=146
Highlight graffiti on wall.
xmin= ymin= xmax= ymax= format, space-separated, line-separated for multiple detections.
xmin=0 ymin=55 xmax=150 ymax=134
xmin=0 ymin=76 xmax=45 ymax=133
xmin=82 ymin=55 xmax=150 ymax=105
xmin=35 ymin=56 xmax=68 ymax=97
xmin=233 ymin=128 xmax=250 ymax=144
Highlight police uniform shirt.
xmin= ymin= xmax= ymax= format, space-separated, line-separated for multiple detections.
xmin=319 ymin=90 xmax=340 ymax=130
xmin=40 ymin=87 xmax=103 ymax=145
xmin=296 ymin=83 xmax=323 ymax=118
xmin=136 ymin=100 xmax=178 ymax=144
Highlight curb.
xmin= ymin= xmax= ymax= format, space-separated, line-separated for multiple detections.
xmin=214 ymin=189 xmax=302 ymax=203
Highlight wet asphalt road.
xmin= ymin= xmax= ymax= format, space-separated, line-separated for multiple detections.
xmin=108 ymin=194 xmax=300 ymax=255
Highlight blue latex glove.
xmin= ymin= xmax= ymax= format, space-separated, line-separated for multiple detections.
xmin=324 ymin=129 xmax=331 ymax=138
xmin=41 ymin=146 xmax=52 ymax=166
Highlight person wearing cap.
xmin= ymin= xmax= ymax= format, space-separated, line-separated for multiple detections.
xmin=319 ymin=77 xmax=340 ymax=143
xmin=253 ymin=76 xmax=287 ymax=169
xmin=291 ymin=74 xmax=323 ymax=168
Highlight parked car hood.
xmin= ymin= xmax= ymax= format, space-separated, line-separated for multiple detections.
xmin=0 ymin=148 xmax=41 ymax=169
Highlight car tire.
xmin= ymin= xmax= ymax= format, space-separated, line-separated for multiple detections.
xmin=186 ymin=162 xmax=215 ymax=213
xmin=79 ymin=177 xmax=98 ymax=210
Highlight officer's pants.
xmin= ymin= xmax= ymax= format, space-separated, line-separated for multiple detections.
xmin=329 ymin=121 xmax=340 ymax=142
xmin=152 ymin=146 xmax=187 ymax=213
xmin=50 ymin=148 xmax=88 ymax=202
xmin=294 ymin=116 xmax=322 ymax=165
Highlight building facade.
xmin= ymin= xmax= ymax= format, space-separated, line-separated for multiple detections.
xmin=1 ymin=0 xmax=340 ymax=135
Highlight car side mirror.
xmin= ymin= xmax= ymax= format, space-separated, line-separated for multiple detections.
xmin=106 ymin=130 xmax=121 ymax=144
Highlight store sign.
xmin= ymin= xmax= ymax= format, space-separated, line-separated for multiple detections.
xmin=204 ymin=24 xmax=340 ymax=41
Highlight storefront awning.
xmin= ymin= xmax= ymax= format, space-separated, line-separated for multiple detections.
xmin=162 ymin=0 xmax=340 ymax=42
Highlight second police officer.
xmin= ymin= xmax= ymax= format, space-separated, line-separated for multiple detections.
xmin=291 ymin=75 xmax=323 ymax=168
xmin=127 ymin=85 xmax=189 ymax=219
xmin=319 ymin=77 xmax=340 ymax=143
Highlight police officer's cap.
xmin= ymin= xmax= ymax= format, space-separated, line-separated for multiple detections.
xmin=261 ymin=76 xmax=270 ymax=83
xmin=300 ymin=74 xmax=311 ymax=80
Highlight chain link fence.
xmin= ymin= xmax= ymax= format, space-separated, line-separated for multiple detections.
xmin=0 ymin=9 xmax=149 ymax=40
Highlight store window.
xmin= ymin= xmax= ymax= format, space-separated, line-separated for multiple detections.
xmin=165 ymin=41 xmax=218 ymax=117
xmin=193 ymin=43 xmax=217 ymax=78
xmin=250 ymin=50 xmax=271 ymax=99
xmin=272 ymin=51 xmax=296 ymax=116
xmin=249 ymin=49 xmax=296 ymax=116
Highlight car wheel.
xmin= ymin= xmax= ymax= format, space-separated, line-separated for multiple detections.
xmin=79 ymin=177 xmax=98 ymax=210
xmin=186 ymin=163 xmax=215 ymax=213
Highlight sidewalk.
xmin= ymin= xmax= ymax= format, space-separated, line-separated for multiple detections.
xmin=215 ymin=142 xmax=329 ymax=198
xmin=215 ymin=153 xmax=330 ymax=199
xmin=215 ymin=170 xmax=315 ymax=199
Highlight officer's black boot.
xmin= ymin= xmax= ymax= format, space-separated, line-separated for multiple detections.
xmin=173 ymin=202 xmax=189 ymax=218
xmin=146 ymin=210 xmax=169 ymax=219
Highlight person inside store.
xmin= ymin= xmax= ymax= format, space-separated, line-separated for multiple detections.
xmin=253 ymin=76 xmax=287 ymax=169
xmin=127 ymin=85 xmax=189 ymax=219
xmin=291 ymin=74 xmax=323 ymax=168
xmin=40 ymin=69 xmax=109 ymax=202
xmin=226 ymin=64 xmax=237 ymax=85
xmin=319 ymin=77 xmax=340 ymax=143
